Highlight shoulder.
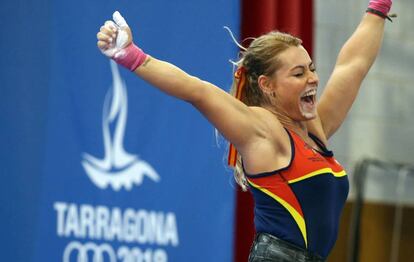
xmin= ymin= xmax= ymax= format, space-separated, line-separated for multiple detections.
xmin=239 ymin=107 xmax=292 ymax=175
xmin=248 ymin=106 xmax=288 ymax=141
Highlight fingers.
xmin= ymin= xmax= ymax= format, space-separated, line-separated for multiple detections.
xmin=97 ymin=11 xmax=131 ymax=53
xmin=96 ymin=31 xmax=113 ymax=48
xmin=103 ymin=21 xmax=117 ymax=36
xmin=104 ymin=20 xmax=118 ymax=32
xmin=113 ymin=11 xmax=129 ymax=28
xmin=96 ymin=21 xmax=118 ymax=49
xmin=97 ymin=31 xmax=111 ymax=41
xmin=97 ymin=40 xmax=108 ymax=49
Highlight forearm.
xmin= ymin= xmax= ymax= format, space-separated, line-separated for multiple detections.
xmin=317 ymin=12 xmax=388 ymax=138
xmin=336 ymin=13 xmax=385 ymax=75
xmin=134 ymin=56 xmax=205 ymax=103
xmin=96 ymin=12 xmax=206 ymax=103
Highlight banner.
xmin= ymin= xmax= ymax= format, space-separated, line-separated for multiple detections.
xmin=1 ymin=0 xmax=239 ymax=261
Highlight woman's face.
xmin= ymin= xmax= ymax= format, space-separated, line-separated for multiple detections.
xmin=271 ymin=45 xmax=319 ymax=121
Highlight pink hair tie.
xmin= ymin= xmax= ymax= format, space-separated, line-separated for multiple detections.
xmin=113 ymin=43 xmax=148 ymax=72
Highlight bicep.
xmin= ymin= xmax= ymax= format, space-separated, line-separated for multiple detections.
xmin=317 ymin=63 xmax=366 ymax=138
xmin=192 ymin=82 xmax=266 ymax=149
xmin=318 ymin=15 xmax=385 ymax=139
xmin=136 ymin=57 xmax=267 ymax=148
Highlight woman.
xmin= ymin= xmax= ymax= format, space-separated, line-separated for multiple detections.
xmin=96 ymin=0 xmax=393 ymax=260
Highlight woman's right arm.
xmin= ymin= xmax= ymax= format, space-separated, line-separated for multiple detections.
xmin=135 ymin=56 xmax=268 ymax=148
xmin=97 ymin=12 xmax=279 ymax=151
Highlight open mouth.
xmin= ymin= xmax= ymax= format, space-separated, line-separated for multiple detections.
xmin=300 ymin=89 xmax=316 ymax=106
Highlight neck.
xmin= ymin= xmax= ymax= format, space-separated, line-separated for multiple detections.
xmin=279 ymin=116 xmax=308 ymax=137
xmin=264 ymin=105 xmax=308 ymax=136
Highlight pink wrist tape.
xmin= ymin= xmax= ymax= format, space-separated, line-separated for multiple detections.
xmin=113 ymin=43 xmax=148 ymax=72
xmin=368 ymin=0 xmax=392 ymax=15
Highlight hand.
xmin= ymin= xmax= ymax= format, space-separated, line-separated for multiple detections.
xmin=97 ymin=11 xmax=133 ymax=58
xmin=96 ymin=11 xmax=147 ymax=71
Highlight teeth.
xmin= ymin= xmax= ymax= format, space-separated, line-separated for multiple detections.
xmin=302 ymin=90 xmax=316 ymax=97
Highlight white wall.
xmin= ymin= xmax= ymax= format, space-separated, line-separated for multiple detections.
xmin=315 ymin=0 xmax=414 ymax=204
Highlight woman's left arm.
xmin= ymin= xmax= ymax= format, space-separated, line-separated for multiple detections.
xmin=317 ymin=12 xmax=387 ymax=139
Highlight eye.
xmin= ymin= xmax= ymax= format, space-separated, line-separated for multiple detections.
xmin=310 ymin=67 xmax=317 ymax=72
xmin=293 ymin=71 xmax=304 ymax=77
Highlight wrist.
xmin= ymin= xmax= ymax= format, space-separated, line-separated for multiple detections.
xmin=113 ymin=43 xmax=148 ymax=71
xmin=366 ymin=0 xmax=393 ymax=21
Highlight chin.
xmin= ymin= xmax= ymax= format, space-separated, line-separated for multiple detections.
xmin=300 ymin=109 xmax=317 ymax=120
xmin=299 ymin=99 xmax=317 ymax=120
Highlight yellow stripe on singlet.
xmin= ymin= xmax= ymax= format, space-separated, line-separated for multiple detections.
xmin=247 ymin=179 xmax=308 ymax=248
xmin=288 ymin=168 xmax=346 ymax=184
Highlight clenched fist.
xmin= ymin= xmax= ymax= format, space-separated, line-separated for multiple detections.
xmin=97 ymin=11 xmax=147 ymax=71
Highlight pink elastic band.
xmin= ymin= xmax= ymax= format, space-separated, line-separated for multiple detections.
xmin=368 ymin=0 xmax=392 ymax=15
xmin=113 ymin=43 xmax=148 ymax=72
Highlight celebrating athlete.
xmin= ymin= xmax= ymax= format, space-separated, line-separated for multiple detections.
xmin=96 ymin=0 xmax=393 ymax=260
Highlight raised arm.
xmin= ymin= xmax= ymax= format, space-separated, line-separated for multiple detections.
xmin=96 ymin=12 xmax=274 ymax=152
xmin=317 ymin=0 xmax=392 ymax=138
xmin=135 ymin=56 xmax=275 ymax=148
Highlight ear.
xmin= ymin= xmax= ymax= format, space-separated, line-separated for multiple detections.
xmin=257 ymin=75 xmax=275 ymax=95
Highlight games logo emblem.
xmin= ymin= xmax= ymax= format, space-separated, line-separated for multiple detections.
xmin=82 ymin=61 xmax=160 ymax=191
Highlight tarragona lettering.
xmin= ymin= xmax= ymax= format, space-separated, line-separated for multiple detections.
xmin=54 ymin=202 xmax=179 ymax=246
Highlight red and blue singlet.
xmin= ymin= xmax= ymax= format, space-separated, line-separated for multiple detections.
xmin=246 ymin=129 xmax=349 ymax=258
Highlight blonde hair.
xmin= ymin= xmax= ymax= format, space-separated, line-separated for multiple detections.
xmin=229 ymin=31 xmax=302 ymax=190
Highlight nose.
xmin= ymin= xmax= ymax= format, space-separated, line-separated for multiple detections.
xmin=308 ymin=71 xmax=319 ymax=86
